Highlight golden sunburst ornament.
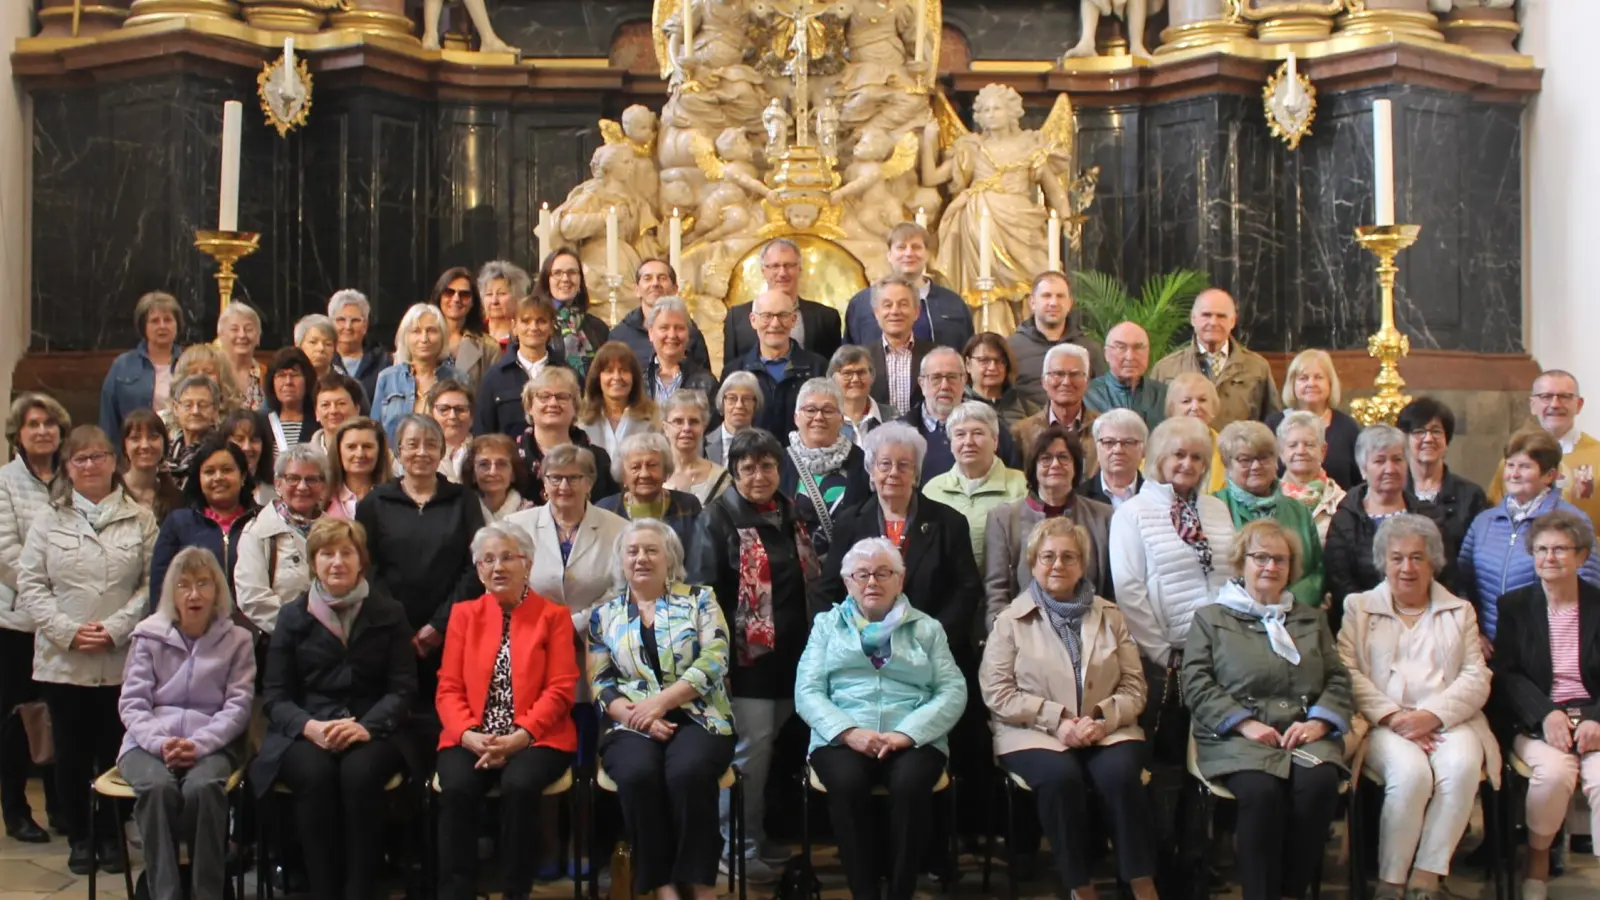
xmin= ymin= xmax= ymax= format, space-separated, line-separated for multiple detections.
xmin=258 ymin=43 xmax=313 ymax=139
xmin=1263 ymin=57 xmax=1316 ymax=150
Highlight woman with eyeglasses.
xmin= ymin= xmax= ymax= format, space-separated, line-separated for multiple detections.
xmin=828 ymin=346 xmax=886 ymax=446
xmin=234 ymin=444 xmax=330 ymax=635
xmin=18 ymin=425 xmax=158 ymax=872
xmin=962 ymin=332 xmax=1035 ymax=429
xmin=159 ymin=345 xmax=240 ymax=435
xmin=149 ymin=435 xmax=259 ymax=617
xmin=164 ymin=375 xmax=224 ymax=487
xmin=780 ymin=378 xmax=872 ymax=559
xmin=1182 ymin=518 xmax=1352 ymax=900
xmin=515 ymin=367 xmax=619 ymax=505
xmin=1396 ymin=398 xmax=1486 ymax=561
xmin=428 ymin=379 xmax=476 ymax=483
xmin=325 ymin=417 xmax=390 ymax=521
xmin=1263 ymin=349 xmax=1362 ymax=490
xmin=536 ymin=249 xmax=610 ymax=377
xmin=120 ymin=410 xmax=184 ymax=523
xmin=460 ymin=434 xmax=533 ymax=522
xmin=431 ymin=266 xmax=501 ymax=388
xmin=435 ymin=522 xmax=578 ymax=900
xmin=1214 ymin=420 xmax=1324 ymax=609
xmin=661 ymin=391 xmax=732 ymax=505
xmin=265 ymin=348 xmax=319 ymax=454
xmin=707 ymin=373 xmax=762 ymax=465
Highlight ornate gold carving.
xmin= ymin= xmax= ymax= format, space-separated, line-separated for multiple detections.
xmin=257 ymin=51 xmax=313 ymax=138
xmin=1348 ymin=224 xmax=1422 ymax=427
xmin=1263 ymin=60 xmax=1316 ymax=150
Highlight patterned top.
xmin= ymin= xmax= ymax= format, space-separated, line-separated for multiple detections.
xmin=587 ymin=583 xmax=735 ymax=736
xmin=884 ymin=337 xmax=914 ymax=415
xmin=479 ymin=607 xmax=518 ymax=735
xmin=1550 ymin=602 xmax=1590 ymax=705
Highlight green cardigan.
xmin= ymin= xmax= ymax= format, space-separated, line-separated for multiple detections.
xmin=1213 ymin=487 xmax=1326 ymax=609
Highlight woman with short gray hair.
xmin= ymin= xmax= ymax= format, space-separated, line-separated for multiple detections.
xmin=477 ymin=260 xmax=532 ymax=348
xmin=661 ymin=390 xmax=731 ymax=504
xmin=597 ymin=431 xmax=704 ymax=551
xmin=1276 ymin=410 xmax=1346 ymax=543
xmin=217 ymin=301 xmax=265 ymax=410
xmin=235 ymin=444 xmax=332 ymax=634
xmin=294 ymin=314 xmax=339 ymax=379
xmin=642 ymin=296 xmax=718 ymax=402
xmin=781 ymin=377 xmax=871 ymax=557
xmin=925 ymin=400 xmax=1025 ymax=571
xmin=166 ymin=375 xmax=224 ymax=486
xmin=708 ymin=371 xmax=765 ymax=465
xmin=829 ymin=345 xmax=884 ymax=446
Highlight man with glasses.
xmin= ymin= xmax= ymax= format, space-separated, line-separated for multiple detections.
xmin=722 ymin=238 xmax=843 ymax=369
xmin=1007 ymin=271 xmax=1106 ymax=408
xmin=898 ymin=347 xmax=1020 ymax=484
xmin=1077 ymin=408 xmax=1147 ymax=509
xmin=1012 ymin=343 xmax=1098 ymax=473
xmin=1489 ymin=369 xmax=1600 ymax=525
xmin=607 ymin=258 xmax=712 ymax=370
xmin=863 ymin=276 xmax=932 ymax=417
xmin=725 ymin=290 xmax=830 ymax=445
xmin=841 ymin=222 xmax=973 ymax=350
xmin=1086 ymin=321 xmax=1168 ymax=429
xmin=1149 ymin=288 xmax=1279 ymax=429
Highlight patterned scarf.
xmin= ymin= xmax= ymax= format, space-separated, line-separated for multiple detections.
xmin=786 ymin=431 xmax=853 ymax=476
xmin=844 ymin=594 xmax=908 ymax=669
xmin=1507 ymin=488 xmax=1550 ymax=525
xmin=732 ymin=506 xmax=820 ymax=666
xmin=1025 ymin=493 xmax=1068 ymax=517
xmin=307 ymin=577 xmax=370 ymax=645
xmin=1030 ymin=577 xmax=1095 ymax=704
xmin=273 ymin=499 xmax=317 ymax=538
xmin=1280 ymin=472 xmax=1328 ymax=512
xmin=1215 ymin=578 xmax=1300 ymax=664
xmin=1223 ymin=479 xmax=1279 ymax=521
xmin=553 ymin=303 xmax=594 ymax=376
xmin=1169 ymin=492 xmax=1214 ymax=575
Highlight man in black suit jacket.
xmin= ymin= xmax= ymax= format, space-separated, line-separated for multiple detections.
xmin=723 ymin=238 xmax=842 ymax=369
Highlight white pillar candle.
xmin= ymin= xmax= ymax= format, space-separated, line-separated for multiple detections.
xmin=1047 ymin=209 xmax=1061 ymax=273
xmin=915 ymin=206 xmax=927 ymax=229
xmin=1285 ymin=52 xmax=1299 ymax=107
xmin=285 ymin=37 xmax=295 ymax=72
xmin=606 ymin=206 xmax=621 ymax=277
xmin=669 ymin=208 xmax=683 ymax=276
xmin=1373 ymin=99 xmax=1395 ymax=227
xmin=537 ymin=202 xmax=552 ymax=263
xmin=914 ymin=0 xmax=927 ymax=64
xmin=682 ymin=0 xmax=694 ymax=59
xmin=978 ymin=207 xmax=993 ymax=281
xmin=219 ymin=100 xmax=242 ymax=232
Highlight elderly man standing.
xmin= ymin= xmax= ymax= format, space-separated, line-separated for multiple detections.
xmin=1149 ymin=288 xmax=1279 ymax=428
xmin=842 ymin=223 xmax=973 ymax=350
xmin=727 ymin=290 xmax=830 ymax=445
xmin=1007 ymin=271 xmax=1106 ymax=408
xmin=609 ymin=258 xmax=711 ymax=369
xmin=1013 ymin=344 xmax=1098 ymax=476
xmin=898 ymin=347 xmax=1021 ymax=485
xmin=1488 ymin=369 xmax=1600 ymax=523
xmin=863 ymin=276 xmax=933 ymax=418
xmin=1076 ymin=408 xmax=1147 ymax=509
xmin=1087 ymin=321 xmax=1167 ymax=429
xmin=723 ymin=239 xmax=843 ymax=369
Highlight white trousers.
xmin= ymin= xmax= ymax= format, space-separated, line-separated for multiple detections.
xmin=1514 ymin=733 xmax=1600 ymax=848
xmin=1364 ymin=724 xmax=1484 ymax=882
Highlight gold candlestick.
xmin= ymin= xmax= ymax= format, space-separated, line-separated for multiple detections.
xmin=975 ymin=276 xmax=996 ymax=333
xmin=1348 ymin=223 xmax=1422 ymax=427
xmin=194 ymin=230 xmax=261 ymax=314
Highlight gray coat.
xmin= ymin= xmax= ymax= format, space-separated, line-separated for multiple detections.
xmin=1180 ymin=599 xmax=1352 ymax=781
xmin=982 ymin=495 xmax=1114 ymax=631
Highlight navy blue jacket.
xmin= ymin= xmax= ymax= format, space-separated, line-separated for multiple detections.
xmin=100 ymin=341 xmax=183 ymax=442
xmin=597 ymin=489 xmax=703 ymax=555
xmin=730 ymin=341 xmax=830 ymax=445
xmin=333 ymin=343 xmax=390 ymax=415
xmin=472 ymin=344 xmax=569 ymax=440
xmin=149 ymin=505 xmax=259 ymax=616
xmin=843 ymin=282 xmax=973 ymax=351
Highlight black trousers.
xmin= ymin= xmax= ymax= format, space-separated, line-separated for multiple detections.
xmin=1224 ymin=765 xmax=1342 ymax=900
xmin=435 ymin=743 xmax=573 ymax=900
xmin=0 ymin=627 xmax=56 ymax=828
xmin=278 ymin=736 xmax=406 ymax=900
xmin=41 ymin=682 xmax=121 ymax=844
xmin=999 ymin=743 xmax=1157 ymax=890
xmin=809 ymin=743 xmax=946 ymax=900
xmin=601 ymin=722 xmax=735 ymax=893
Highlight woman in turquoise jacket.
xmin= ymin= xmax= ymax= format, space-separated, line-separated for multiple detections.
xmin=795 ymin=536 xmax=967 ymax=900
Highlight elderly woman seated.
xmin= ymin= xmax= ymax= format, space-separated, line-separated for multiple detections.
xmin=590 ymin=519 xmax=735 ymax=900
xmin=1338 ymin=514 xmax=1496 ymax=900
xmin=1181 ymin=518 xmax=1352 ymax=900
xmin=249 ymin=518 xmax=417 ymax=900
xmin=435 ymin=522 xmax=578 ymax=900
xmin=118 ymin=547 xmax=254 ymax=900
xmin=1276 ymin=411 xmax=1346 ymax=543
xmin=1491 ymin=510 xmax=1600 ymax=900
xmin=1214 ymin=420 xmax=1324 ymax=608
xmin=598 ymin=432 xmax=704 ymax=552
xmin=796 ymin=536 xmax=967 ymax=900
xmin=980 ymin=519 xmax=1157 ymax=900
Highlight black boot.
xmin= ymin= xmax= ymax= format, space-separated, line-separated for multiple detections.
xmin=97 ymin=836 xmax=125 ymax=874
xmin=5 ymin=817 xmax=49 ymax=843
xmin=67 ymin=839 xmax=93 ymax=875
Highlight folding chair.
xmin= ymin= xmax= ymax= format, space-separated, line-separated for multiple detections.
xmin=89 ymin=766 xmax=247 ymax=900
xmin=590 ymin=764 xmax=745 ymax=900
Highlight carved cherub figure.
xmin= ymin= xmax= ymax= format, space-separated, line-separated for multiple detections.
xmin=1063 ymin=0 xmax=1165 ymax=60
xmin=600 ymin=105 xmax=661 ymax=210
xmin=833 ymin=128 xmax=917 ymax=242
xmin=763 ymin=99 xmax=793 ymax=159
xmin=422 ymin=0 xmax=516 ymax=54
xmin=692 ymin=128 xmax=778 ymax=244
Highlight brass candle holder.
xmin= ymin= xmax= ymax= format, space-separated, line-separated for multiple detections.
xmin=604 ymin=273 xmax=624 ymax=327
xmin=194 ymin=230 xmax=261 ymax=313
xmin=1349 ymin=223 xmax=1422 ymax=427
xmin=975 ymin=275 xmax=996 ymax=333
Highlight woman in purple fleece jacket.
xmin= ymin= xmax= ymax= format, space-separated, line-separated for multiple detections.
xmin=117 ymin=546 xmax=255 ymax=900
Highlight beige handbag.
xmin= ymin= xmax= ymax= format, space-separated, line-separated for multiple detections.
xmin=17 ymin=701 xmax=53 ymax=765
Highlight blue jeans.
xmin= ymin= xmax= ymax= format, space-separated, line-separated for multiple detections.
xmin=719 ymin=697 xmax=793 ymax=859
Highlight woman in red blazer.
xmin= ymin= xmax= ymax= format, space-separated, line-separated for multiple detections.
xmin=435 ymin=521 xmax=579 ymax=900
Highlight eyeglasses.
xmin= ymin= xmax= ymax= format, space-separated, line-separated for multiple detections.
xmin=1533 ymin=545 xmax=1581 ymax=558
xmin=550 ymin=268 xmax=582 ymax=280
xmin=399 ymin=441 xmax=440 ymax=454
xmin=967 ymin=355 xmax=1005 ymax=368
xmin=1533 ymin=392 xmax=1578 ymax=404
xmin=1036 ymin=453 xmax=1075 ymax=470
xmin=1231 ymin=454 xmax=1274 ymax=469
xmin=1044 ymin=370 xmax=1088 ymax=383
xmin=834 ymin=367 xmax=871 ymax=383
xmin=872 ymin=459 xmax=915 ymax=474
xmin=1096 ymin=438 xmax=1142 ymax=451
xmin=736 ymin=461 xmax=779 ymax=477
xmin=724 ymin=394 xmax=757 ymax=408
xmin=1408 ymin=427 xmax=1447 ymax=439
xmin=1105 ymin=342 xmax=1148 ymax=353
xmin=274 ymin=370 xmax=304 ymax=381
xmin=753 ymin=310 xmax=797 ymax=324
xmin=177 ymin=400 xmax=215 ymax=413
xmin=1246 ymin=552 xmax=1291 ymax=568
xmin=441 ymin=288 xmax=472 ymax=299
xmin=761 ymin=262 xmax=800 ymax=273
xmin=475 ymin=458 xmax=512 ymax=472
xmin=280 ymin=474 xmax=325 ymax=487
xmin=1036 ymin=551 xmax=1081 ymax=568
xmin=476 ymin=552 xmax=527 ymax=569
xmin=544 ymin=472 xmax=587 ymax=485
xmin=848 ymin=568 xmax=898 ymax=584
xmin=534 ymin=392 xmax=575 ymax=405
xmin=433 ymin=404 xmax=471 ymax=417
xmin=69 ymin=451 xmax=114 ymax=469
xmin=920 ymin=372 xmax=963 ymax=385
xmin=798 ymin=405 xmax=840 ymax=420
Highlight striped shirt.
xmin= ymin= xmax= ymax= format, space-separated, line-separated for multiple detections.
xmin=884 ymin=337 xmax=913 ymax=415
xmin=1549 ymin=602 xmax=1590 ymax=705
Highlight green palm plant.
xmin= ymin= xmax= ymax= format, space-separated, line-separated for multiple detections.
xmin=1070 ymin=269 xmax=1211 ymax=359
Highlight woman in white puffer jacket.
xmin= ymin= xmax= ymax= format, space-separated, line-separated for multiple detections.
xmin=1109 ymin=416 xmax=1235 ymax=723
xmin=0 ymin=393 xmax=71 ymax=842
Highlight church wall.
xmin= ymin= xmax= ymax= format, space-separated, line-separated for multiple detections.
xmin=0 ymin=4 xmax=32 ymax=450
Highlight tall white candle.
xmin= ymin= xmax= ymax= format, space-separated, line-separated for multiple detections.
xmin=669 ymin=208 xmax=683 ymax=276
xmin=682 ymin=0 xmax=694 ymax=58
xmin=1373 ymin=99 xmax=1395 ymax=227
xmin=606 ymin=206 xmax=620 ymax=277
xmin=1285 ymin=52 xmax=1299 ymax=107
xmin=1047 ymin=209 xmax=1061 ymax=273
xmin=978 ymin=207 xmax=993 ymax=281
xmin=219 ymin=100 xmax=242 ymax=232
xmin=537 ymin=202 xmax=552 ymax=263
xmin=915 ymin=206 xmax=928 ymax=229
xmin=285 ymin=37 xmax=295 ymax=73
xmin=914 ymin=0 xmax=927 ymax=64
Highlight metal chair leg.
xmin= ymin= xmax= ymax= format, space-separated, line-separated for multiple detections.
xmin=118 ymin=799 xmax=135 ymax=900
xmin=735 ymin=772 xmax=747 ymax=900
xmin=1005 ymin=776 xmax=1019 ymax=900
xmin=569 ymin=779 xmax=582 ymax=900
xmin=943 ymin=775 xmax=959 ymax=896
xmin=87 ymin=784 xmax=98 ymax=900
xmin=981 ymin=769 xmax=994 ymax=894
xmin=800 ymin=768 xmax=813 ymax=882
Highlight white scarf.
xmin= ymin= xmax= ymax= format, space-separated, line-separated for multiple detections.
xmin=1215 ymin=579 xmax=1300 ymax=664
xmin=72 ymin=488 xmax=124 ymax=532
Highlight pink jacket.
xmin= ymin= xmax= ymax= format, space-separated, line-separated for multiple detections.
xmin=117 ymin=614 xmax=256 ymax=761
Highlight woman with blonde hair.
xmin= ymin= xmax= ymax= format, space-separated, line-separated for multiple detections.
xmin=1265 ymin=349 xmax=1361 ymax=489
xmin=516 ymin=367 xmax=618 ymax=504
xmin=216 ymin=301 xmax=265 ymax=410
xmin=579 ymin=341 xmax=659 ymax=459
xmin=117 ymin=546 xmax=254 ymax=900
xmin=374 ymin=303 xmax=461 ymax=443
xmin=1163 ymin=372 xmax=1226 ymax=494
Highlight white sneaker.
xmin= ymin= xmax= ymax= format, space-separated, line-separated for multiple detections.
xmin=719 ymin=855 xmax=781 ymax=884
xmin=1521 ymin=878 xmax=1549 ymax=900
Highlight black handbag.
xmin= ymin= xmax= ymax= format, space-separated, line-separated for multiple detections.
xmin=1147 ymin=651 xmax=1190 ymax=765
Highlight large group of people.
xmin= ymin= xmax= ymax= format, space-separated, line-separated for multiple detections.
xmin=0 ymin=228 xmax=1590 ymax=900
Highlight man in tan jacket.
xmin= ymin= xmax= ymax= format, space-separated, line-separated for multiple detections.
xmin=1149 ymin=288 xmax=1279 ymax=429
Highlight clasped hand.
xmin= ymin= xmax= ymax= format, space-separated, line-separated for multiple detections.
xmin=1543 ymin=711 xmax=1600 ymax=754
xmin=1384 ymin=709 xmax=1444 ymax=752
xmin=1236 ymin=717 xmax=1329 ymax=750
xmin=460 ymin=729 xmax=532 ymax=769
xmin=160 ymin=737 xmax=198 ymax=769
xmin=607 ymin=697 xmax=676 ymax=742
xmin=1055 ymin=716 xmax=1107 ymax=749
xmin=303 ymin=717 xmax=372 ymax=752
xmin=841 ymin=728 xmax=913 ymax=758
xmin=72 ymin=622 xmax=112 ymax=652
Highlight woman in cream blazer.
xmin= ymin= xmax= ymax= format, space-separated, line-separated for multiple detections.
xmin=979 ymin=518 xmax=1157 ymax=900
